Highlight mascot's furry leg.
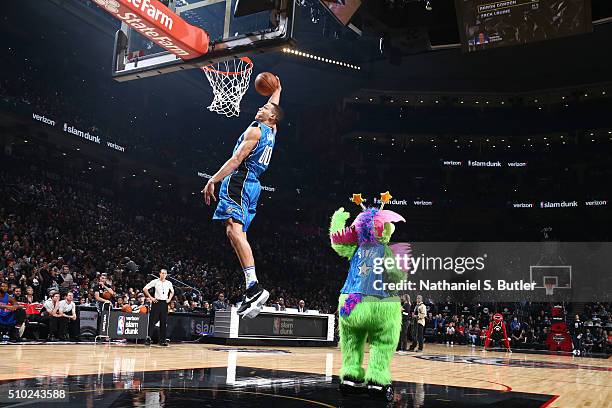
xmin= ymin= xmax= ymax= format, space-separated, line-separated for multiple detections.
xmin=364 ymin=300 xmax=402 ymax=386
xmin=338 ymin=294 xmax=402 ymax=399
xmin=338 ymin=295 xmax=367 ymax=384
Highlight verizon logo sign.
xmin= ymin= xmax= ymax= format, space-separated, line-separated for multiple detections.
xmin=585 ymin=200 xmax=607 ymax=207
xmin=93 ymin=0 xmax=209 ymax=59
xmin=442 ymin=160 xmax=462 ymax=166
xmin=413 ymin=200 xmax=433 ymax=206
xmin=107 ymin=142 xmax=126 ymax=152
xmin=32 ymin=113 xmax=56 ymax=127
xmin=512 ymin=202 xmax=534 ymax=208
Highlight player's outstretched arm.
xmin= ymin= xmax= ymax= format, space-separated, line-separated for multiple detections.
xmin=202 ymin=127 xmax=262 ymax=205
xmin=268 ymin=76 xmax=282 ymax=105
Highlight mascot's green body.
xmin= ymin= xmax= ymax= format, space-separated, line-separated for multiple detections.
xmin=329 ymin=199 xmax=411 ymax=400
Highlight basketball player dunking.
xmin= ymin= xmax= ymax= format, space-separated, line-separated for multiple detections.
xmin=203 ymin=78 xmax=282 ymax=319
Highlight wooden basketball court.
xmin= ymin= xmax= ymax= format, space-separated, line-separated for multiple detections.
xmin=0 ymin=343 xmax=609 ymax=407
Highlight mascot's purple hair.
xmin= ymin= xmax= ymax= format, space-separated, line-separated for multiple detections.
xmin=331 ymin=208 xmax=405 ymax=246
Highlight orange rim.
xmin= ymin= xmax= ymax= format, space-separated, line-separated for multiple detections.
xmin=202 ymin=57 xmax=253 ymax=76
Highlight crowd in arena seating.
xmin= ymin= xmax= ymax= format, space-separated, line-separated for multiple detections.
xmin=0 ymin=158 xmax=609 ymax=352
xmin=397 ymin=301 xmax=612 ymax=354
xmin=0 ymin=157 xmax=342 ymax=334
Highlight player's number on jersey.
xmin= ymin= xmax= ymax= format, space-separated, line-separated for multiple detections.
xmin=258 ymin=146 xmax=273 ymax=166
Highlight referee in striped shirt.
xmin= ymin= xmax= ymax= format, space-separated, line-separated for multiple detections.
xmin=143 ymin=269 xmax=174 ymax=346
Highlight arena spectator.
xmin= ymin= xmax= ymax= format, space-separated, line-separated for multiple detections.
xmin=131 ymin=294 xmax=148 ymax=314
xmin=115 ymin=296 xmax=125 ymax=309
xmin=583 ymin=330 xmax=594 ymax=353
xmin=446 ymin=322 xmax=456 ymax=346
xmin=12 ymin=287 xmax=25 ymax=302
xmin=42 ymin=291 xmax=61 ymax=341
xmin=571 ymin=314 xmax=584 ymax=350
xmin=298 ymin=300 xmax=307 ymax=313
xmin=0 ymin=281 xmax=21 ymax=341
xmin=274 ymin=297 xmax=286 ymax=311
xmin=57 ymin=292 xmax=78 ymax=341
xmin=468 ymin=324 xmax=479 ymax=346
xmin=524 ymin=328 xmax=536 ymax=346
xmin=212 ymin=293 xmax=229 ymax=312
xmin=23 ymin=286 xmax=36 ymax=303
xmin=510 ymin=317 xmax=521 ymax=333
xmin=60 ymin=265 xmax=74 ymax=289
xmin=538 ymin=326 xmax=549 ymax=343
xmin=93 ymin=274 xmax=114 ymax=313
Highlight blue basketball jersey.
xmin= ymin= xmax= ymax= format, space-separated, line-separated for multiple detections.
xmin=233 ymin=121 xmax=276 ymax=179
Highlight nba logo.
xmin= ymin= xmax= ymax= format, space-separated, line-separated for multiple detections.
xmin=117 ymin=315 xmax=125 ymax=336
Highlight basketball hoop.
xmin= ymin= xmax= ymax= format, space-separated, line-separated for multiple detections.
xmin=202 ymin=57 xmax=253 ymax=117
xmin=544 ymin=283 xmax=556 ymax=296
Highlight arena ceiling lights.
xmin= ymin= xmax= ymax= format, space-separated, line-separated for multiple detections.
xmin=281 ymin=48 xmax=360 ymax=70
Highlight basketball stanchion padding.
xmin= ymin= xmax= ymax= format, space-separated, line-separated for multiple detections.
xmin=202 ymin=57 xmax=253 ymax=117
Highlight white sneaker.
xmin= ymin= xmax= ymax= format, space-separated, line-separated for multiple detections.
xmin=239 ymin=290 xmax=269 ymax=319
xmin=237 ymin=285 xmax=269 ymax=319
xmin=241 ymin=305 xmax=264 ymax=319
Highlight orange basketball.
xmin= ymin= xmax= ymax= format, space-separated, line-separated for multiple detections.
xmin=254 ymin=72 xmax=279 ymax=96
xmin=139 ymin=305 xmax=148 ymax=314
xmin=102 ymin=291 xmax=112 ymax=300
xmin=121 ymin=305 xmax=132 ymax=313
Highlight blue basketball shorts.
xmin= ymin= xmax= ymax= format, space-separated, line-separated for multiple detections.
xmin=213 ymin=170 xmax=261 ymax=232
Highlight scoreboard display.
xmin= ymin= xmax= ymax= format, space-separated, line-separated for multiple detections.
xmin=455 ymin=0 xmax=592 ymax=52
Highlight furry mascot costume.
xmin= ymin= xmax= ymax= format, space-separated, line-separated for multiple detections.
xmin=329 ymin=192 xmax=411 ymax=401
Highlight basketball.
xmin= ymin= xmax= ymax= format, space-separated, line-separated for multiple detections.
xmin=139 ymin=305 xmax=148 ymax=314
xmin=254 ymin=72 xmax=279 ymax=96
xmin=102 ymin=291 xmax=112 ymax=300
xmin=121 ymin=304 xmax=132 ymax=313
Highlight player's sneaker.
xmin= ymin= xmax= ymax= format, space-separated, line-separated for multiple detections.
xmin=237 ymin=283 xmax=269 ymax=319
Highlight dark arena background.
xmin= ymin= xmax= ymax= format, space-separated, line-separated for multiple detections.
xmin=1 ymin=0 xmax=611 ymax=407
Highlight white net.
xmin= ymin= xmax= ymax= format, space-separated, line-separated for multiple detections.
xmin=202 ymin=57 xmax=253 ymax=118
xmin=544 ymin=283 xmax=555 ymax=295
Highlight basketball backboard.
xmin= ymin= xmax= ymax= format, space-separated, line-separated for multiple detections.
xmin=110 ymin=0 xmax=295 ymax=81
xmin=529 ymin=265 xmax=572 ymax=295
